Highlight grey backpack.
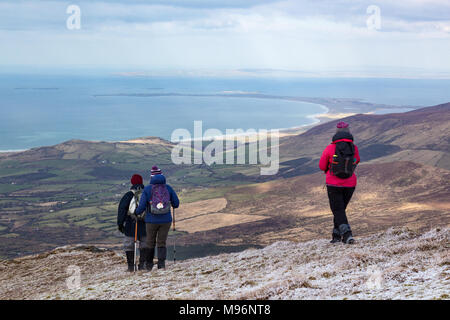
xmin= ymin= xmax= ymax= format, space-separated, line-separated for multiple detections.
xmin=128 ymin=189 xmax=142 ymax=216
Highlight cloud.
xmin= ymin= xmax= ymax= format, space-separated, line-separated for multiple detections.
xmin=93 ymin=0 xmax=278 ymax=9
xmin=2 ymin=0 xmax=449 ymax=32
xmin=0 ymin=0 xmax=449 ymax=77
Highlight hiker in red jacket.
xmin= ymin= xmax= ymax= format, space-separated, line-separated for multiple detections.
xmin=319 ymin=121 xmax=360 ymax=244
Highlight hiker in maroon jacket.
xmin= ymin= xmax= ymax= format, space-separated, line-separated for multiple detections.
xmin=319 ymin=121 xmax=360 ymax=244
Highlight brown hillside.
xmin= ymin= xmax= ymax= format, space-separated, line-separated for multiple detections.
xmin=279 ymin=102 xmax=450 ymax=171
xmin=0 ymin=137 xmax=173 ymax=162
xmin=173 ymin=161 xmax=450 ymax=247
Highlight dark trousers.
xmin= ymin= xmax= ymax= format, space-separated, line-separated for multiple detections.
xmin=326 ymin=186 xmax=355 ymax=229
xmin=145 ymin=222 xmax=171 ymax=249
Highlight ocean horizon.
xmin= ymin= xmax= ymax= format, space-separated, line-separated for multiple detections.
xmin=1 ymin=73 xmax=449 ymax=151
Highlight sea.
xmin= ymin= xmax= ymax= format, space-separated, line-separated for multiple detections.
xmin=0 ymin=73 xmax=449 ymax=151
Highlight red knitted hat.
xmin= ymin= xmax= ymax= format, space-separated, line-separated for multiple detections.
xmin=336 ymin=121 xmax=349 ymax=129
xmin=130 ymin=174 xmax=143 ymax=185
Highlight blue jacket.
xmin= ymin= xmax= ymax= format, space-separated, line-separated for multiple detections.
xmin=117 ymin=184 xmax=146 ymax=238
xmin=135 ymin=174 xmax=180 ymax=224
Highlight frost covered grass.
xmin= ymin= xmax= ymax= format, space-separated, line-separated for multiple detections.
xmin=0 ymin=227 xmax=448 ymax=300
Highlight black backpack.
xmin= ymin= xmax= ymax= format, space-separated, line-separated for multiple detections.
xmin=330 ymin=141 xmax=356 ymax=179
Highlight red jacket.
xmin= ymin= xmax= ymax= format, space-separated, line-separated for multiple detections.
xmin=319 ymin=138 xmax=360 ymax=187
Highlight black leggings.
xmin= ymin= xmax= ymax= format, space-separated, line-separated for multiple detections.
xmin=326 ymin=186 xmax=355 ymax=229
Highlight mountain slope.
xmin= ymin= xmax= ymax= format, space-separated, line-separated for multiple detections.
xmin=173 ymin=161 xmax=450 ymax=248
xmin=0 ymin=103 xmax=449 ymax=260
xmin=0 ymin=227 xmax=448 ymax=300
xmin=278 ymin=102 xmax=450 ymax=175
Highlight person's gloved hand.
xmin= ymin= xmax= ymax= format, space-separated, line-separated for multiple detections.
xmin=118 ymin=225 xmax=125 ymax=234
xmin=132 ymin=208 xmax=144 ymax=220
xmin=135 ymin=213 xmax=145 ymax=221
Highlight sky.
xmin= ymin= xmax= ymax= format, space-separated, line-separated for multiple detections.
xmin=0 ymin=0 xmax=449 ymax=78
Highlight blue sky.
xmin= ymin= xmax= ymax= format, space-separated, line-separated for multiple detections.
xmin=0 ymin=0 xmax=449 ymax=78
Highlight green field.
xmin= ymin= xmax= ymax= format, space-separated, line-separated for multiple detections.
xmin=0 ymin=139 xmax=268 ymax=259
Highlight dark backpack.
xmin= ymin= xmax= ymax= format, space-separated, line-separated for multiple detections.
xmin=149 ymin=184 xmax=171 ymax=214
xmin=330 ymin=141 xmax=356 ymax=179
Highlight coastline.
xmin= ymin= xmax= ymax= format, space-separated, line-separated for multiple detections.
xmin=100 ymin=92 xmax=416 ymax=142
xmin=0 ymin=95 xmax=417 ymax=153
xmin=0 ymin=149 xmax=28 ymax=154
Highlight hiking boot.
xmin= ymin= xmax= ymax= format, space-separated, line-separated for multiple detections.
xmin=157 ymin=259 xmax=166 ymax=269
xmin=343 ymin=233 xmax=355 ymax=244
xmin=339 ymin=224 xmax=355 ymax=244
xmin=138 ymin=248 xmax=149 ymax=271
xmin=125 ymin=251 xmax=135 ymax=272
xmin=330 ymin=228 xmax=341 ymax=243
xmin=157 ymin=247 xmax=167 ymax=269
xmin=146 ymin=248 xmax=155 ymax=271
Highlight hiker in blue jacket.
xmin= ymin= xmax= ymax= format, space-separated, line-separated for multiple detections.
xmin=135 ymin=166 xmax=180 ymax=270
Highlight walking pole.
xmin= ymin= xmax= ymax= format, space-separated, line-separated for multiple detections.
xmin=173 ymin=208 xmax=176 ymax=264
xmin=134 ymin=218 xmax=138 ymax=272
